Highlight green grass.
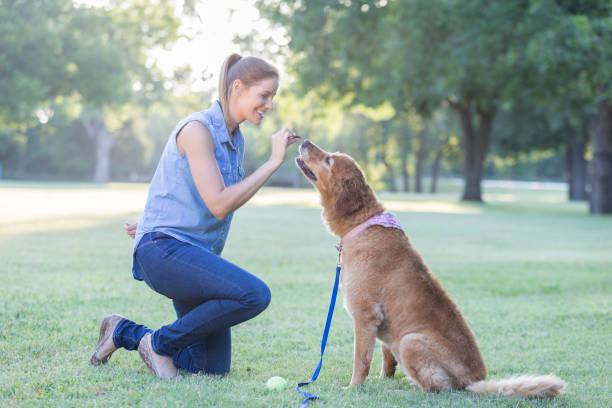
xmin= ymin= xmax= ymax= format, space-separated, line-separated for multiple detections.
xmin=1 ymin=181 xmax=611 ymax=407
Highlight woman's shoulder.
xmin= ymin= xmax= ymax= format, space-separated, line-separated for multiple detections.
xmin=182 ymin=103 xmax=225 ymax=135
xmin=172 ymin=109 xmax=213 ymax=138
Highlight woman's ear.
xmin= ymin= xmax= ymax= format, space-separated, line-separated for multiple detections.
xmin=232 ymin=79 xmax=244 ymax=95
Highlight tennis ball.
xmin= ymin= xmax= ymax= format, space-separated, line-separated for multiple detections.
xmin=266 ymin=376 xmax=288 ymax=391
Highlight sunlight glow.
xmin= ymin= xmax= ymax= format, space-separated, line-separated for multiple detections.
xmin=248 ymin=189 xmax=482 ymax=214
xmin=0 ymin=188 xmax=146 ymax=223
xmin=73 ymin=0 xmax=286 ymax=93
xmin=2 ymin=186 xmax=482 ymax=238
xmin=383 ymin=200 xmax=482 ymax=214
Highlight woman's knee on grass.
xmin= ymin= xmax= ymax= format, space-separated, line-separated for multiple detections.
xmin=172 ymin=345 xmax=231 ymax=376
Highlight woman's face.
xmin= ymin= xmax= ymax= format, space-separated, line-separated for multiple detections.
xmin=233 ymin=76 xmax=279 ymax=126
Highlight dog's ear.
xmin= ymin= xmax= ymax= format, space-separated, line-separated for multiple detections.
xmin=333 ymin=174 xmax=369 ymax=218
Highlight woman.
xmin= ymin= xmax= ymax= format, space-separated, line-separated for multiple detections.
xmin=90 ymin=54 xmax=299 ymax=379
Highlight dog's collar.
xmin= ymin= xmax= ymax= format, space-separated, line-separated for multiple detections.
xmin=335 ymin=212 xmax=403 ymax=254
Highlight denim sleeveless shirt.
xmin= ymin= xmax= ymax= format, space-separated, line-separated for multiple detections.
xmin=132 ymin=101 xmax=245 ymax=280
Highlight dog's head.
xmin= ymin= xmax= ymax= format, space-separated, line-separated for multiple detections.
xmin=295 ymin=140 xmax=382 ymax=234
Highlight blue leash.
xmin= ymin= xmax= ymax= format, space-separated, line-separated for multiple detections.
xmin=295 ymin=264 xmax=341 ymax=408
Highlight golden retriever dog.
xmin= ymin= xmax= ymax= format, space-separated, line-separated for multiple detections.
xmin=295 ymin=140 xmax=565 ymax=398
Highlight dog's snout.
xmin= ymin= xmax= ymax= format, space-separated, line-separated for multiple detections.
xmin=299 ymin=139 xmax=312 ymax=158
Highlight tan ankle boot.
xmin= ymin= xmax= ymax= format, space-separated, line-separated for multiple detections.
xmin=138 ymin=333 xmax=178 ymax=379
xmin=90 ymin=314 xmax=125 ymax=365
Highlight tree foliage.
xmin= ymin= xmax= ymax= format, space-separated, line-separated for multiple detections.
xmin=257 ymin=0 xmax=612 ymax=204
xmin=0 ymin=0 xmax=184 ymax=180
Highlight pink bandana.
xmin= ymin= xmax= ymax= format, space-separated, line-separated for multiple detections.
xmin=335 ymin=212 xmax=403 ymax=253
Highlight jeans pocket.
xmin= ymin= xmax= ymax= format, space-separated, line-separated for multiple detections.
xmin=151 ymin=233 xmax=185 ymax=259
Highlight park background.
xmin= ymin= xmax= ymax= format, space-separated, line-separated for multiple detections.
xmin=1 ymin=1 xmax=611 ymax=407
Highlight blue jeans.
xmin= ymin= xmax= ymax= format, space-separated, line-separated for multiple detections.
xmin=112 ymin=232 xmax=271 ymax=375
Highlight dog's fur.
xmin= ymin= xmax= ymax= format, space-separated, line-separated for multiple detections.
xmin=295 ymin=140 xmax=565 ymax=398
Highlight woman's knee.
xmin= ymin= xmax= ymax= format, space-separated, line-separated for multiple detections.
xmin=205 ymin=361 xmax=231 ymax=376
xmin=173 ymin=343 xmax=231 ymax=376
xmin=173 ymin=344 xmax=206 ymax=374
xmin=242 ymin=279 xmax=271 ymax=313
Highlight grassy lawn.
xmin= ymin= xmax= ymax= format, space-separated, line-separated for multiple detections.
xmin=1 ymin=181 xmax=610 ymax=407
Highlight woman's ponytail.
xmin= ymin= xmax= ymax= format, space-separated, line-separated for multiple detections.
xmin=218 ymin=53 xmax=242 ymax=127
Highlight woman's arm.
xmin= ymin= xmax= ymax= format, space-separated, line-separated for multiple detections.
xmin=177 ymin=121 xmax=297 ymax=220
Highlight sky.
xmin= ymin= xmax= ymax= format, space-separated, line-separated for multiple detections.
xmin=154 ymin=0 xmax=276 ymax=91
xmin=75 ymin=0 xmax=286 ymax=92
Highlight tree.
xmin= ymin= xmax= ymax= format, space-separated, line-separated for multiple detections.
xmin=424 ymin=108 xmax=458 ymax=194
xmin=520 ymin=0 xmax=612 ymax=211
xmin=0 ymin=0 xmax=182 ymax=182
xmin=491 ymin=102 xmax=587 ymax=199
xmin=258 ymin=0 xmax=566 ymax=202
xmin=590 ymin=97 xmax=612 ymax=213
xmin=0 ymin=1 xmax=71 ymax=125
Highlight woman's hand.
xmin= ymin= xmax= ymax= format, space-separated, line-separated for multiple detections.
xmin=269 ymin=128 xmax=301 ymax=168
xmin=124 ymin=222 xmax=137 ymax=239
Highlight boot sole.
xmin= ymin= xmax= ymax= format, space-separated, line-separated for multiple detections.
xmin=90 ymin=314 xmax=123 ymax=366
xmin=137 ymin=335 xmax=158 ymax=376
xmin=137 ymin=334 xmax=178 ymax=379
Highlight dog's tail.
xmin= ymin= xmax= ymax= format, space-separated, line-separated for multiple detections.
xmin=466 ymin=374 xmax=566 ymax=398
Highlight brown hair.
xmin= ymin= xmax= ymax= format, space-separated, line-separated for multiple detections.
xmin=218 ymin=53 xmax=279 ymax=129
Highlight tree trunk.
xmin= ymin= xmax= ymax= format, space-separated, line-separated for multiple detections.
xmin=84 ymin=117 xmax=113 ymax=183
xmin=589 ymin=98 xmax=612 ymax=214
xmin=430 ymin=135 xmax=449 ymax=194
xmin=380 ymin=120 xmax=397 ymax=192
xmin=414 ymin=131 xmax=427 ymax=193
xmin=565 ymin=127 xmax=588 ymax=201
xmin=397 ymin=127 xmax=411 ymax=193
xmin=398 ymin=127 xmax=411 ymax=192
xmin=20 ymin=126 xmax=41 ymax=174
xmin=401 ymin=157 xmax=410 ymax=192
xmin=382 ymin=158 xmax=397 ymax=192
xmin=452 ymin=104 xmax=495 ymax=202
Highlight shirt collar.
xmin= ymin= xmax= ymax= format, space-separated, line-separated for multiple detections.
xmin=211 ymin=100 xmax=243 ymax=150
